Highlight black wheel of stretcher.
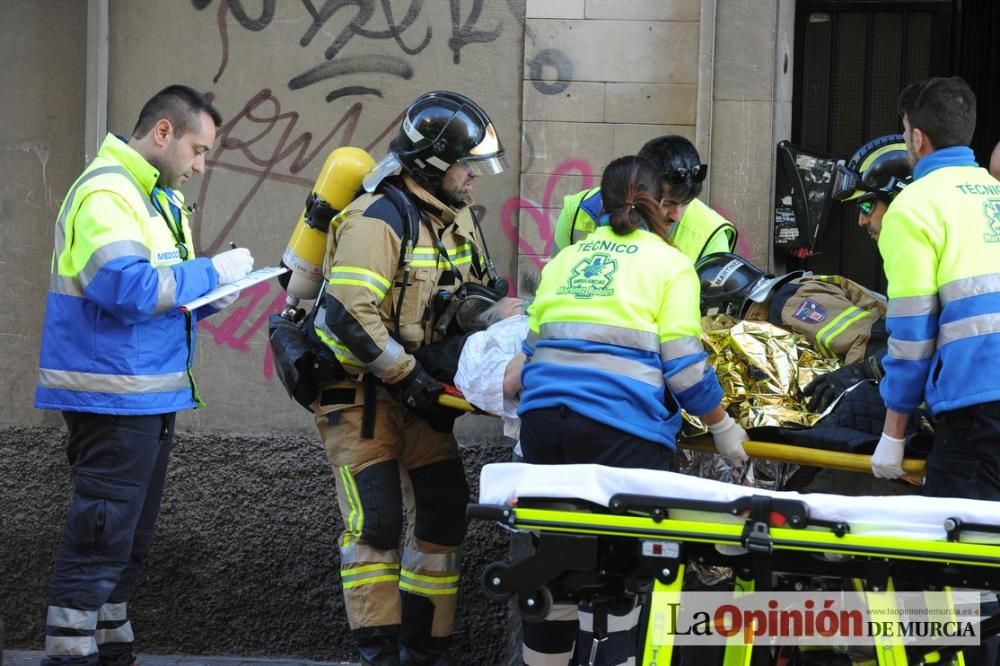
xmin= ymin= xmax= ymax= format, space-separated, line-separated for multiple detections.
xmin=518 ymin=586 xmax=553 ymax=623
xmin=480 ymin=562 xmax=514 ymax=602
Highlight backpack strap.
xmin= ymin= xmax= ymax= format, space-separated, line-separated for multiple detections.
xmin=375 ymin=181 xmax=422 ymax=335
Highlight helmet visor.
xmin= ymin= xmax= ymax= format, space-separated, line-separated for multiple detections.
xmin=461 ymin=123 xmax=508 ymax=176
xmin=462 ymin=152 xmax=509 ymax=176
xmin=831 ymin=161 xmax=862 ymax=201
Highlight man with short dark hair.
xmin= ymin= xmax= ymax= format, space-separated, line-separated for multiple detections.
xmin=36 ymin=84 xmax=253 ymax=665
xmin=870 ymin=76 xmax=999 ymax=490
xmin=872 ymin=76 xmax=1000 ymax=666
xmin=551 ymin=135 xmax=738 ymax=261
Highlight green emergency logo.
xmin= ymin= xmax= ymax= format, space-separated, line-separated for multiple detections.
xmin=558 ymin=253 xmax=618 ymax=299
xmin=983 ymin=199 xmax=1000 ymax=243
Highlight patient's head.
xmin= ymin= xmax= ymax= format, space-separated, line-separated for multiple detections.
xmin=466 ymin=297 xmax=527 ymax=331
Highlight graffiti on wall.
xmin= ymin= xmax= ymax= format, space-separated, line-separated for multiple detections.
xmin=192 ymin=0 xmax=513 ymax=97
xmin=187 ymin=1 xmax=521 ymax=379
xmin=500 ymin=157 xmax=595 ymax=269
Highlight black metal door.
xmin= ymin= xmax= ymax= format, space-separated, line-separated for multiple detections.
xmin=791 ymin=0 xmax=953 ymax=290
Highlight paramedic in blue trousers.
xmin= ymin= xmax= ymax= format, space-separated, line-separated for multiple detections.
xmin=516 ymin=155 xmax=750 ymax=665
xmin=870 ymin=76 xmax=1000 ymax=665
xmin=35 ymin=85 xmax=255 ymax=665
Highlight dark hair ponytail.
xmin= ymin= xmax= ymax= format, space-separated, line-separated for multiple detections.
xmin=600 ymin=155 xmax=672 ymax=243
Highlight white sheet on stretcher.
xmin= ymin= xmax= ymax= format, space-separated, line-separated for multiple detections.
xmin=479 ymin=463 xmax=1000 ymax=544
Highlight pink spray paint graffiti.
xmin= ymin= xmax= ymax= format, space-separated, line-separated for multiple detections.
xmin=711 ymin=204 xmax=753 ymax=259
xmin=198 ymin=281 xmax=288 ymax=380
xmin=500 ymin=157 xmax=596 ymax=272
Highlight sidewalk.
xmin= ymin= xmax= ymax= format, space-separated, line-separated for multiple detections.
xmin=3 ymin=652 xmax=353 ymax=666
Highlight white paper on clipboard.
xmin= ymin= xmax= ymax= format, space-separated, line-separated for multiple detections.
xmin=180 ymin=266 xmax=289 ymax=312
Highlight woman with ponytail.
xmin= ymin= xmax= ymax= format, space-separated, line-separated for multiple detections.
xmin=516 ymin=155 xmax=748 ymax=665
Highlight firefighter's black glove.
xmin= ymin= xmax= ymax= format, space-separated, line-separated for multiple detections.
xmin=802 ymin=361 xmax=875 ymax=413
xmin=396 ymin=363 xmax=444 ymax=413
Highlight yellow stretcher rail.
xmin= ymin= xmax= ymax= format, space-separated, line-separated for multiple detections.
xmin=437 ymin=393 xmax=928 ymax=477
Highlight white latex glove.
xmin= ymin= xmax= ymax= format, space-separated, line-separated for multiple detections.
xmin=871 ymin=432 xmax=905 ymax=479
xmin=208 ymin=290 xmax=241 ymax=310
xmin=707 ymin=413 xmax=750 ymax=463
xmin=211 ymin=248 xmax=254 ymax=285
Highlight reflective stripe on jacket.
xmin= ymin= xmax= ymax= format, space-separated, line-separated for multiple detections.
xmin=36 ymin=134 xmax=218 ymax=414
xmin=878 ymin=146 xmax=1000 ymax=415
xmin=519 ymin=225 xmax=723 ymax=449
xmin=551 ymin=188 xmax=737 ymax=262
xmin=317 ymin=175 xmax=486 ymax=384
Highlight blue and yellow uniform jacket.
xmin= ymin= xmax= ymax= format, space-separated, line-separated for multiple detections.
xmin=878 ymin=146 xmax=1000 ymax=415
xmin=36 ymin=134 xmax=219 ymax=415
xmin=519 ymin=225 xmax=724 ymax=448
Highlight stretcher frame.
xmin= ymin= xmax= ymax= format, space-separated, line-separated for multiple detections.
xmin=469 ymin=486 xmax=1000 ymax=666
xmin=438 ymin=393 xmax=928 ymax=477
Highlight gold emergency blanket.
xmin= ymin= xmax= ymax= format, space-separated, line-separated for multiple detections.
xmin=683 ymin=315 xmax=839 ymax=435
xmin=677 ymin=315 xmax=841 ymax=495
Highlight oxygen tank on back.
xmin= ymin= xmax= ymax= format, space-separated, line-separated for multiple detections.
xmin=279 ymin=146 xmax=375 ymax=321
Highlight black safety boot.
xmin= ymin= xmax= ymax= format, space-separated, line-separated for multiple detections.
xmin=399 ymin=636 xmax=454 ymax=666
xmin=357 ymin=626 xmax=401 ymax=666
xmin=98 ymin=651 xmax=136 ymax=665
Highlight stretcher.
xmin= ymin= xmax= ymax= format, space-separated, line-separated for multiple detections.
xmin=468 ymin=463 xmax=1000 ymax=665
xmin=437 ymin=391 xmax=928 ymax=477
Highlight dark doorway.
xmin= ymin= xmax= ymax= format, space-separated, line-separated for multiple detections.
xmin=790 ymin=1 xmax=954 ymax=291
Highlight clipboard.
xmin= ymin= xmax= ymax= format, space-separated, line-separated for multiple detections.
xmin=180 ymin=266 xmax=289 ymax=312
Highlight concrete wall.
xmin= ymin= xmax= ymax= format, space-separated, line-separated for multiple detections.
xmin=515 ymin=0 xmax=707 ymax=292
xmin=710 ymin=0 xmax=795 ymax=269
xmin=0 ymin=0 xmax=88 ymax=431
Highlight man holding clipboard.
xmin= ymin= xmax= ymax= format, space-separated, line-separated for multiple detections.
xmin=34 ymin=85 xmax=254 ymax=666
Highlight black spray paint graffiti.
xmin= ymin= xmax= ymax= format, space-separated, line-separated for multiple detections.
xmin=527 ymin=48 xmax=572 ymax=95
xmin=192 ymin=0 xmax=512 ymax=101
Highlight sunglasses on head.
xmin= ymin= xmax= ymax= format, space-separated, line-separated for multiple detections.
xmin=664 ymin=163 xmax=708 ymax=185
xmin=856 ymin=193 xmax=878 ymax=216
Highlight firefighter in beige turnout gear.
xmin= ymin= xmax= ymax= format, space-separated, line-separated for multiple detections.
xmin=311 ymin=91 xmax=508 ymax=665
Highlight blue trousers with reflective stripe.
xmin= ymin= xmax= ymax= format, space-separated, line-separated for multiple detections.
xmin=44 ymin=412 xmax=175 ymax=666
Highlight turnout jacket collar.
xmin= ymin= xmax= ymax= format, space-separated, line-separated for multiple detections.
xmin=401 ymin=174 xmax=465 ymax=225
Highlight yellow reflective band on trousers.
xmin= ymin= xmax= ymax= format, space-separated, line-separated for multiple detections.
xmin=338 ymin=465 xmax=365 ymax=546
xmin=399 ymin=568 xmax=460 ymax=596
xmin=815 ymin=306 xmax=871 ymax=358
xmin=341 ymin=562 xmax=401 ymax=589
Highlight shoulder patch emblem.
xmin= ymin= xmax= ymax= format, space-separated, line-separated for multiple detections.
xmin=792 ymin=298 xmax=827 ymax=324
